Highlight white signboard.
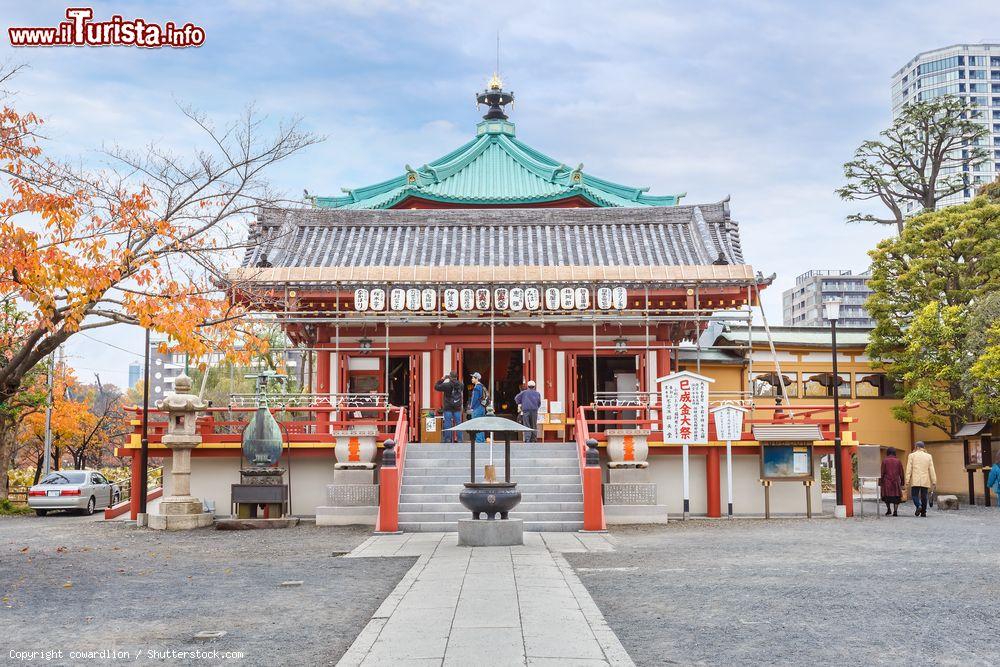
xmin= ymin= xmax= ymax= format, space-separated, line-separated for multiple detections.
xmin=444 ymin=288 xmax=459 ymax=311
xmin=711 ymin=404 xmax=748 ymax=442
xmin=369 ymin=288 xmax=385 ymax=311
xmin=659 ymin=371 xmax=714 ymax=444
xmin=354 ymin=288 xmax=369 ymax=312
xmin=390 ymin=288 xmax=406 ymax=311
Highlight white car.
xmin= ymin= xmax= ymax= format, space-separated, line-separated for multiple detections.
xmin=27 ymin=470 xmax=121 ymax=516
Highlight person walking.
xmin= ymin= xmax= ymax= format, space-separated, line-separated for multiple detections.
xmin=515 ymin=380 xmax=542 ymax=443
xmin=879 ymin=447 xmax=904 ymax=516
xmin=434 ymin=371 xmax=463 ymax=444
xmin=468 ymin=372 xmax=487 ymax=444
xmin=905 ymin=441 xmax=937 ymax=517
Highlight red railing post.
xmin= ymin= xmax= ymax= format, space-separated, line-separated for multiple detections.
xmin=376 ymin=408 xmax=408 ymax=533
xmin=128 ymin=448 xmax=142 ymax=521
xmin=576 ymin=406 xmax=605 ymax=531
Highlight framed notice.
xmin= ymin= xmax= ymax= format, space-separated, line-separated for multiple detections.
xmin=759 ymin=443 xmax=814 ymax=481
xmin=659 ymin=371 xmax=714 ymax=445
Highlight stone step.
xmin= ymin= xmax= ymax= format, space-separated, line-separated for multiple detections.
xmin=400 ymin=483 xmax=585 ymax=494
xmin=398 ymin=520 xmax=585 ymax=533
xmin=398 ymin=510 xmax=585 ymax=523
xmin=400 ymin=473 xmax=581 ymax=484
xmin=403 ymin=465 xmax=580 ymax=476
xmin=399 ymin=501 xmax=584 ymax=513
xmin=400 ymin=492 xmax=583 ymax=503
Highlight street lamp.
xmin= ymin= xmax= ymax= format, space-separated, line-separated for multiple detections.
xmin=824 ymin=297 xmax=846 ymax=519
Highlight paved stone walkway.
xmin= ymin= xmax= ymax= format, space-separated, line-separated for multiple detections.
xmin=338 ymin=532 xmax=634 ymax=666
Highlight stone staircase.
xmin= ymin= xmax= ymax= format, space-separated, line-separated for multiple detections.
xmin=398 ymin=441 xmax=584 ymax=532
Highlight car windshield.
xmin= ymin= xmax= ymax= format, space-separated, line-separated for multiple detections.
xmin=40 ymin=471 xmax=87 ymax=485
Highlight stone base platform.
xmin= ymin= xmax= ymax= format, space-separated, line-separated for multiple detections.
xmin=148 ymin=512 xmax=214 ymax=531
xmin=604 ymin=504 xmax=669 ymax=524
xmin=215 ymin=517 xmax=300 ymax=530
xmin=316 ymin=505 xmax=378 ymax=526
xmin=458 ymin=518 xmax=524 ymax=546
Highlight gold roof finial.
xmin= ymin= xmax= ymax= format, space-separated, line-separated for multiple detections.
xmin=488 ymin=72 xmax=503 ymax=90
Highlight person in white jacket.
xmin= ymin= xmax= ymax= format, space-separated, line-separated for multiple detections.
xmin=905 ymin=441 xmax=937 ymax=517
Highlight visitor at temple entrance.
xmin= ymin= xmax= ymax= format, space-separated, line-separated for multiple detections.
xmin=469 ymin=372 xmax=487 ymax=443
xmin=880 ymin=447 xmax=904 ymax=516
xmin=435 ymin=371 xmax=464 ymax=444
xmin=515 ymin=380 xmax=542 ymax=443
xmin=906 ymin=441 xmax=937 ymax=517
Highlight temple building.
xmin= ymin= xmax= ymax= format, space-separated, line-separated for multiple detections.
xmin=121 ymin=78 xmax=873 ymax=528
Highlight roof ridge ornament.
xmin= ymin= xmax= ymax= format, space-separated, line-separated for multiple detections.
xmin=477 ymin=75 xmax=514 ymax=121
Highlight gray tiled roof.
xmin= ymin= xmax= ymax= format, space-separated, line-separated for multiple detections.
xmin=243 ymin=200 xmax=745 ymax=270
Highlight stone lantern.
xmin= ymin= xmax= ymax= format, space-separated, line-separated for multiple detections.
xmin=148 ymin=374 xmax=214 ymax=530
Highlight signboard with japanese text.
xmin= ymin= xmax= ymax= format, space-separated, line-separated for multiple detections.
xmin=659 ymin=371 xmax=714 ymax=444
xmin=710 ymin=404 xmax=748 ymax=442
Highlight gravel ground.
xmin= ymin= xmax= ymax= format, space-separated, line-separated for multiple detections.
xmin=0 ymin=515 xmax=413 ymax=665
xmin=567 ymin=506 xmax=1000 ymax=666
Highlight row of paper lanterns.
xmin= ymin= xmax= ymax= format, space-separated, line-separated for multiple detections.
xmin=353 ymin=286 xmax=629 ymax=312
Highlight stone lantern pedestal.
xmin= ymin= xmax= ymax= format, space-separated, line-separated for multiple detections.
xmin=149 ymin=375 xmax=214 ymax=530
xmin=603 ymin=429 xmax=668 ymax=524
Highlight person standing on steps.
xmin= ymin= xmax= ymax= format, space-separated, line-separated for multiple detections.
xmin=434 ymin=371 xmax=463 ymax=444
xmin=515 ymin=380 xmax=542 ymax=443
xmin=879 ymin=447 xmax=904 ymax=516
xmin=468 ymin=372 xmax=488 ymax=444
xmin=905 ymin=441 xmax=937 ymax=517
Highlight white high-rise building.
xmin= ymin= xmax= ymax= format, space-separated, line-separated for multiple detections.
xmin=891 ymin=42 xmax=1000 ymax=212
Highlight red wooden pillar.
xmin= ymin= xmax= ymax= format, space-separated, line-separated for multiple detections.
xmin=544 ymin=338 xmax=557 ymax=401
xmin=840 ymin=446 xmax=855 ymax=517
xmin=129 ymin=451 xmax=141 ymax=521
xmin=316 ymin=347 xmax=331 ymax=435
xmin=706 ymin=447 xmax=722 ymax=517
xmin=430 ymin=342 xmax=443 ymax=410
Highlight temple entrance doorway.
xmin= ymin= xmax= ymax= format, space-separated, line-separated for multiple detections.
xmin=460 ymin=348 xmax=524 ymax=420
xmin=573 ymin=355 xmax=641 ymax=431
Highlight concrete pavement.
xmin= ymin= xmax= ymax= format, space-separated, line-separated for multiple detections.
xmin=338 ymin=532 xmax=634 ymax=666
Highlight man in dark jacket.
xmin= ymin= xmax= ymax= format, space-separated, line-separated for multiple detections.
xmin=434 ymin=371 xmax=463 ymax=443
xmin=515 ymin=380 xmax=542 ymax=443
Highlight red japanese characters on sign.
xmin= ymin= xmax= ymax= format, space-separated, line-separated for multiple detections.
xmin=659 ymin=371 xmax=713 ymax=444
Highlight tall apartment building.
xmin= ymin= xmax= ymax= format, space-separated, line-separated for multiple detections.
xmin=782 ymin=270 xmax=874 ymax=328
xmin=127 ymin=361 xmax=142 ymax=389
xmin=891 ymin=42 xmax=1000 ymax=212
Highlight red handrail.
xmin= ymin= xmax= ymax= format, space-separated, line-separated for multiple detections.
xmin=375 ymin=408 xmax=408 ymax=533
xmin=576 ymin=405 xmax=605 ymax=531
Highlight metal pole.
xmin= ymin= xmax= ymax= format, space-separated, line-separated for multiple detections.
xmin=832 ymin=318 xmax=844 ymax=514
xmin=139 ymin=328 xmax=150 ymax=517
xmin=42 ymin=352 xmax=55 ymax=477
xmin=726 ymin=439 xmax=733 ymax=517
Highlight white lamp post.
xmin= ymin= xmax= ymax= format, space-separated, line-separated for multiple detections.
xmin=824 ymin=297 xmax=846 ymax=519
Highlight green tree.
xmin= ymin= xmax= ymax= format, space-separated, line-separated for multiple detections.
xmin=962 ymin=292 xmax=1000 ymax=421
xmin=867 ymin=193 xmax=1000 ymax=435
xmin=837 ymin=97 xmax=988 ymax=233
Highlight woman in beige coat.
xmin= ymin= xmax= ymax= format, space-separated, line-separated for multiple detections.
xmin=905 ymin=441 xmax=937 ymax=517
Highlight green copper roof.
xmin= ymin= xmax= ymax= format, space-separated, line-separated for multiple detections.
xmin=312 ymin=119 xmax=684 ymax=209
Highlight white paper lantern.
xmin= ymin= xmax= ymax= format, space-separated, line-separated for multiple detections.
xmin=460 ymin=288 xmax=475 ymax=311
xmin=509 ymin=287 xmax=524 ymax=311
xmin=406 ymin=288 xmax=421 ymax=310
xmin=444 ymin=288 xmax=459 ymax=312
xmin=494 ymin=287 xmax=509 ymax=310
xmin=390 ymin=288 xmax=406 ymax=311
xmin=369 ymin=288 xmax=385 ymax=311
xmin=597 ymin=287 xmax=613 ymax=310
xmin=560 ymin=287 xmax=575 ymax=310
xmin=544 ymin=288 xmax=561 ymax=310
xmin=574 ymin=287 xmax=590 ymax=310
xmin=421 ymin=288 xmax=436 ymax=311
xmin=354 ymin=288 xmax=369 ymax=312
xmin=475 ymin=288 xmax=491 ymax=310
xmin=524 ymin=287 xmax=540 ymax=311
xmin=612 ymin=286 xmax=628 ymax=310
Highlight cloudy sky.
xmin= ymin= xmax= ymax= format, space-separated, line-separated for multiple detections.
xmin=4 ymin=0 xmax=999 ymax=388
